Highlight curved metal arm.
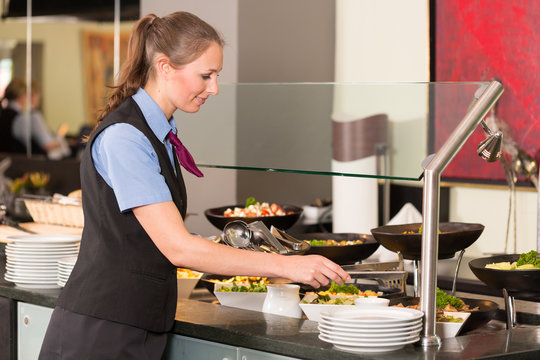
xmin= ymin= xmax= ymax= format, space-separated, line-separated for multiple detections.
xmin=419 ymin=81 xmax=504 ymax=347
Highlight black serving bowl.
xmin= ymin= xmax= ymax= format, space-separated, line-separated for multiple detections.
xmin=204 ymin=204 xmax=303 ymax=231
xmin=469 ymin=254 xmax=540 ymax=298
xmin=289 ymin=233 xmax=380 ymax=265
xmin=370 ymin=222 xmax=484 ymax=260
xmin=388 ymin=296 xmax=499 ymax=334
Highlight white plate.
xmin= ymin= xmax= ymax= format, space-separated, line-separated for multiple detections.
xmin=58 ymin=268 xmax=75 ymax=274
xmin=6 ymin=248 xmax=79 ymax=255
xmin=318 ymin=322 xmax=422 ymax=337
xmin=5 ymin=272 xmax=58 ymax=280
xmin=319 ymin=329 xmax=419 ymax=343
xmin=7 ymin=261 xmax=59 ymax=269
xmin=320 ymin=317 xmax=422 ymax=330
xmin=6 ymin=263 xmax=57 ymax=270
xmin=57 ymin=263 xmax=76 ymax=269
xmin=58 ymin=256 xmax=78 ymax=264
xmin=299 ymin=303 xmax=356 ymax=322
xmin=7 ymin=243 xmax=79 ymax=250
xmin=320 ymin=307 xmax=423 ymax=325
xmin=6 ymin=268 xmax=58 ymax=276
xmin=6 ymin=254 xmax=78 ymax=262
xmin=13 ymin=282 xmax=61 ymax=289
xmin=6 ymin=234 xmax=81 ymax=244
xmin=319 ymin=333 xmax=419 ymax=353
xmin=4 ymin=275 xmax=58 ymax=284
xmin=5 ymin=248 xmax=79 ymax=256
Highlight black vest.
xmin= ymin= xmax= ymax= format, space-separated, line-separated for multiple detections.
xmin=0 ymin=107 xmax=26 ymax=153
xmin=57 ymin=98 xmax=187 ymax=332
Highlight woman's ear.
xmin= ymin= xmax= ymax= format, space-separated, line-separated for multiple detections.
xmin=156 ymin=56 xmax=171 ymax=77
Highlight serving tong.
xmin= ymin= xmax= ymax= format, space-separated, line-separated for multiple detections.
xmin=222 ymin=220 xmax=308 ymax=255
xmin=342 ymin=256 xmax=407 ymax=294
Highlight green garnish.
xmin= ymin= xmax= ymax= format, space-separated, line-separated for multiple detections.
xmin=516 ymin=250 xmax=540 ymax=268
xmin=436 ymin=288 xmax=463 ymax=310
xmin=328 ymin=281 xmax=359 ymax=295
xmin=308 ymin=240 xmax=329 ymax=246
xmin=437 ymin=315 xmax=463 ymax=323
xmin=217 ymin=280 xmax=267 ymax=293
xmin=245 ymin=197 xmax=257 ymax=207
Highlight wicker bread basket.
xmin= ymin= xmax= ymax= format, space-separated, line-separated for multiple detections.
xmin=23 ymin=198 xmax=84 ymax=228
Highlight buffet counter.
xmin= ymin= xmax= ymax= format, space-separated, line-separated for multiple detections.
xmin=1 ymin=261 xmax=540 ymax=360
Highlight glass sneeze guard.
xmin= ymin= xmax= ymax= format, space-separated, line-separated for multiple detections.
xmin=179 ymin=81 xmax=491 ymax=182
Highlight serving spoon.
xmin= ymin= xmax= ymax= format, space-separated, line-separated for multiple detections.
xmin=223 ymin=220 xmax=252 ymax=249
xmin=223 ymin=220 xmax=287 ymax=254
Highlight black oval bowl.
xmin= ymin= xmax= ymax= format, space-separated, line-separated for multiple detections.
xmin=469 ymin=254 xmax=540 ymax=298
xmin=289 ymin=233 xmax=380 ymax=265
xmin=204 ymin=204 xmax=303 ymax=231
xmin=370 ymin=222 xmax=484 ymax=260
xmin=389 ymin=296 xmax=499 ymax=334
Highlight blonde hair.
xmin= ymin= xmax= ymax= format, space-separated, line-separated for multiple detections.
xmin=96 ymin=11 xmax=224 ymax=125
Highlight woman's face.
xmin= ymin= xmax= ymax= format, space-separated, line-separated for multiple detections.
xmin=165 ymin=42 xmax=223 ymax=114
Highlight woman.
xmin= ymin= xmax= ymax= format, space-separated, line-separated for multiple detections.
xmin=39 ymin=12 xmax=349 ymax=359
xmin=0 ymin=78 xmax=68 ymax=158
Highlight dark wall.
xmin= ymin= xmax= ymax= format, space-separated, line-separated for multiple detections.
xmin=1 ymin=153 xmax=81 ymax=195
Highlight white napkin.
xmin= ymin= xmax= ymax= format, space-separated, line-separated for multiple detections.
xmin=386 ymin=202 xmax=422 ymax=225
xmin=366 ymin=202 xmax=422 ymax=267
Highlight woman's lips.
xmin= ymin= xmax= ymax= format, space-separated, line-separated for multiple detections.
xmin=196 ymin=97 xmax=206 ymax=105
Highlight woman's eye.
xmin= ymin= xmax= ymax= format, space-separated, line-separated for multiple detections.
xmin=202 ymin=75 xmax=211 ymax=80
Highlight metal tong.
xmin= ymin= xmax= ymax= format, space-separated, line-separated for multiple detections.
xmin=341 ymin=258 xmax=407 ymax=293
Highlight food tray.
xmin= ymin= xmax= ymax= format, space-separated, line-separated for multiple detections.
xmin=23 ymin=199 xmax=84 ymax=228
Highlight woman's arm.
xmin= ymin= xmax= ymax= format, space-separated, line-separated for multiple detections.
xmin=133 ymin=201 xmax=350 ymax=288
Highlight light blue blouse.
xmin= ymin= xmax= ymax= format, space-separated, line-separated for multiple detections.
xmin=91 ymin=88 xmax=178 ymax=212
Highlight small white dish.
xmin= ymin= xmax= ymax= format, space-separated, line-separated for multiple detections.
xmin=354 ymin=297 xmax=390 ymax=307
xmin=436 ymin=312 xmax=471 ymax=338
xmin=213 ymin=282 xmax=267 ymax=312
xmin=177 ymin=277 xmax=201 ymax=299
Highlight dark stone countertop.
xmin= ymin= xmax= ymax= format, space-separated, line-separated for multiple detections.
xmin=1 ymin=272 xmax=540 ymax=360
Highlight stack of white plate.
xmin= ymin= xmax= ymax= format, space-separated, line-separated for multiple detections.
xmin=4 ymin=234 xmax=80 ymax=289
xmin=57 ymin=256 xmax=78 ymax=287
xmin=318 ymin=307 xmax=423 ymax=353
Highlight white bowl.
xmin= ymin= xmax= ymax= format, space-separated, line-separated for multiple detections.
xmin=177 ymin=277 xmax=200 ymax=299
xmin=299 ymin=303 xmax=355 ymax=322
xmin=436 ymin=312 xmax=471 ymax=338
xmin=354 ymin=297 xmax=390 ymax=307
xmin=213 ymin=282 xmax=267 ymax=312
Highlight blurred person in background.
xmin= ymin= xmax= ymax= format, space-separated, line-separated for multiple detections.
xmin=0 ymin=78 xmax=70 ymax=159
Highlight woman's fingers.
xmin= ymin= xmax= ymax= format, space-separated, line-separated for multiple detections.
xmin=293 ymin=255 xmax=351 ymax=288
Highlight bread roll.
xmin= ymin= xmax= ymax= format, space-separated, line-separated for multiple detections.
xmin=68 ymin=189 xmax=82 ymax=199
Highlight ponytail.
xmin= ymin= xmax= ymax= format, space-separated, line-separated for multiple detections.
xmin=95 ymin=14 xmax=157 ymax=125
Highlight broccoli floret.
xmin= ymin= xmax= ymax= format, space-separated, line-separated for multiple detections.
xmin=516 ymin=250 xmax=540 ymax=268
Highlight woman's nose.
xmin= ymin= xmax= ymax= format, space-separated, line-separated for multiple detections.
xmin=207 ymin=78 xmax=219 ymax=95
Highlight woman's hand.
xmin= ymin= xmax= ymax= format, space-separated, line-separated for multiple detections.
xmin=278 ymin=254 xmax=351 ymax=289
